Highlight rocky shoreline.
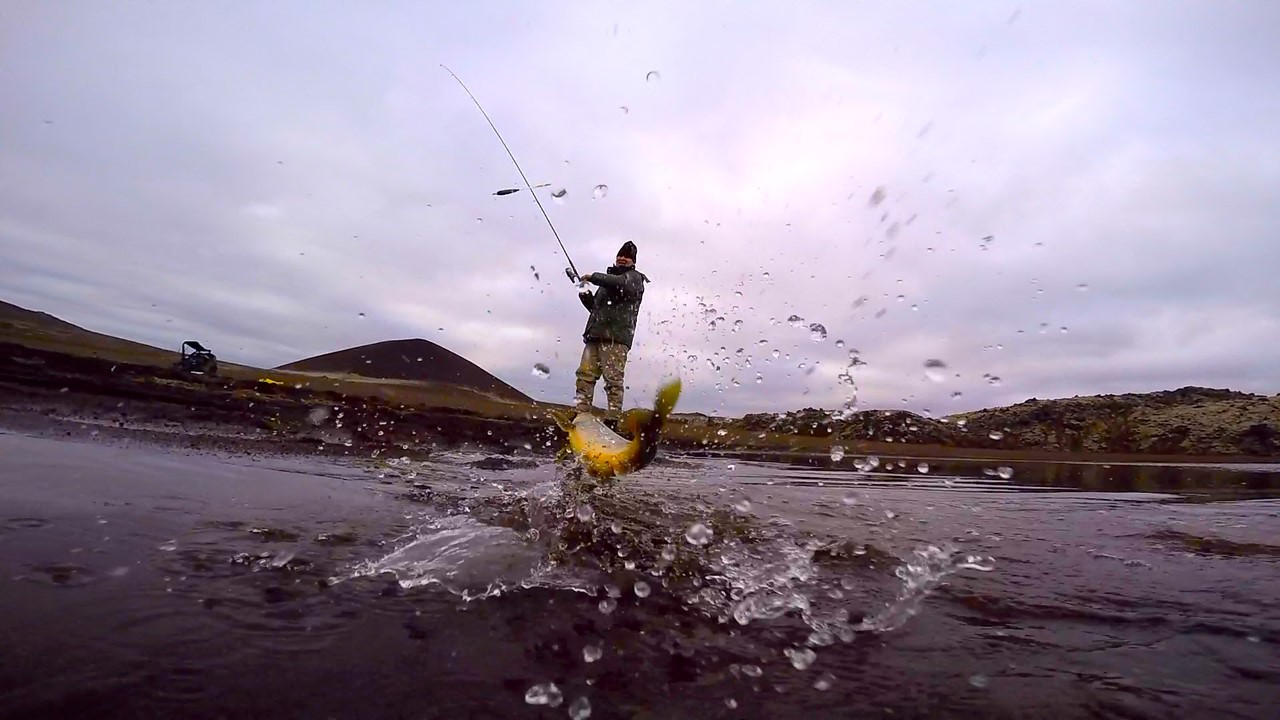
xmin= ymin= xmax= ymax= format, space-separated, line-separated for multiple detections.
xmin=3 ymin=341 xmax=1278 ymax=463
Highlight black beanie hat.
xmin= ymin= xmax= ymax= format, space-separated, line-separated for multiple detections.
xmin=617 ymin=241 xmax=637 ymax=262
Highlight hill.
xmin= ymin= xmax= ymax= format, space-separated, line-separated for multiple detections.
xmin=952 ymin=386 xmax=1280 ymax=456
xmin=735 ymin=386 xmax=1280 ymax=457
xmin=277 ymin=338 xmax=532 ymax=404
xmin=0 ymin=300 xmax=176 ymax=365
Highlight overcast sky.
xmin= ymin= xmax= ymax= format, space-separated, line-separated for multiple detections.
xmin=3 ymin=1 xmax=1278 ymax=417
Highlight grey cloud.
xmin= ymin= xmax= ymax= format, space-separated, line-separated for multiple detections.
xmin=3 ymin=2 xmax=1278 ymax=417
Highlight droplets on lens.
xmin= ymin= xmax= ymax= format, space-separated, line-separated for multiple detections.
xmin=989 ymin=430 xmax=1005 ymax=441
xmin=684 ymin=523 xmax=713 ymax=546
xmin=583 ymin=644 xmax=603 ymax=663
xmin=645 ymin=70 xmax=661 ymax=83
xmin=592 ymin=184 xmax=609 ymax=200
xmin=785 ymin=647 xmax=817 ymax=670
xmin=829 ymin=445 xmax=845 ymax=462
xmin=996 ymin=466 xmax=1014 ymax=479
xmin=568 ymin=697 xmax=592 ymax=720
xmin=531 ymin=363 xmax=551 ymax=379
xmin=808 ymin=323 xmax=827 ymax=342
xmin=787 ymin=314 xmax=806 ymax=328
xmin=633 ymin=580 xmax=651 ymax=598
xmin=923 ymin=358 xmax=948 ymax=383
xmin=525 ymin=683 xmax=563 ymax=707
xmin=868 ymin=186 xmax=887 ymax=207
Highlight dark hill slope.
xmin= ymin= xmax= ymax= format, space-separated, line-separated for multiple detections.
xmin=278 ymin=338 xmax=532 ymax=404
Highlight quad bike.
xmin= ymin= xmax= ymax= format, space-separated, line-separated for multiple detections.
xmin=174 ymin=340 xmax=218 ymax=376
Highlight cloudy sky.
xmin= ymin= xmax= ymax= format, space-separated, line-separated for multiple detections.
xmin=3 ymin=1 xmax=1278 ymax=417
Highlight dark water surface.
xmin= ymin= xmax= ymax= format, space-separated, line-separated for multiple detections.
xmin=2 ymin=430 xmax=1278 ymax=719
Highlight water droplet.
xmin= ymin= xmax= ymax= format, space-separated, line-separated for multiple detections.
xmin=159 ymin=540 xmax=178 ymax=552
xmin=923 ymin=359 xmax=948 ymax=382
xmin=841 ymin=493 xmax=858 ymax=506
xmin=814 ymin=672 xmax=836 ymax=691
xmin=525 ymin=683 xmax=563 ymax=707
xmin=787 ymin=314 xmax=806 ymax=328
xmin=645 ymin=70 xmax=661 ymax=83
xmin=568 ymin=696 xmax=592 ymax=720
xmin=835 ymin=339 xmax=845 ymax=348
xmin=610 ymin=521 xmax=622 ymax=534
xmin=996 ymin=466 xmax=1014 ymax=479
xmin=733 ymin=499 xmax=752 ymax=513
xmin=576 ymin=504 xmax=595 ymax=522
xmin=1059 ymin=326 xmax=1069 ymax=334
xmin=742 ymin=664 xmax=763 ymax=677
xmin=808 ymin=323 xmax=828 ymax=342
xmin=661 ymin=545 xmax=677 ymax=562
xmin=551 ymin=187 xmax=567 ymax=204
xmin=684 ymin=523 xmax=713 ymax=546
xmin=989 ymin=431 xmax=1005 ymax=441
xmin=829 ymin=445 xmax=845 ymax=462
xmin=475 ymin=217 xmax=483 ymax=224
xmin=725 ymin=698 xmax=738 ymax=709
xmin=785 ymin=647 xmax=817 ymax=670
xmin=969 ymin=674 xmax=989 ymax=689
xmin=1075 ymin=283 xmax=1089 ymax=292
xmin=592 ymin=184 xmax=608 ymax=200
xmin=869 ymin=186 xmax=887 ymax=207
xmin=633 ymin=580 xmax=651 ymax=598
xmin=357 ymin=312 xmax=366 ymax=319
xmin=917 ymin=462 xmax=930 ymax=474
xmin=532 ymin=363 xmax=551 ymax=379
xmin=583 ymin=644 xmax=603 ymax=662
xmin=754 ymin=373 xmax=763 ymax=384
xmin=598 ymin=598 xmax=617 ymax=614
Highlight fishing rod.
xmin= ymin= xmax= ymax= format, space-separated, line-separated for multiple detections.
xmin=440 ymin=64 xmax=581 ymax=283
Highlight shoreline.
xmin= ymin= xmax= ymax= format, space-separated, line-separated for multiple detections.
xmin=2 ymin=340 xmax=1277 ymax=466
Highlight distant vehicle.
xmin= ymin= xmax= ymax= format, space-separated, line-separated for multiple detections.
xmin=175 ymin=340 xmax=218 ymax=376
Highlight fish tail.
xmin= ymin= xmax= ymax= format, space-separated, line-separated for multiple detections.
xmin=653 ymin=378 xmax=682 ymax=419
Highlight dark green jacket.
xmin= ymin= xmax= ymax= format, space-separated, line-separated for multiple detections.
xmin=580 ymin=265 xmax=647 ymax=348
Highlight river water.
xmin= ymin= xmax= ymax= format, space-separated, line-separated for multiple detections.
xmin=1 ymin=429 xmax=1277 ymax=719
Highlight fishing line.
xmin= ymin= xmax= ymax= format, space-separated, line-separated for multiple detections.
xmin=441 ymin=64 xmax=580 ymax=281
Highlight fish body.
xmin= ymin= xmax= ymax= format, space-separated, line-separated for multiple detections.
xmin=556 ymin=379 xmax=681 ymax=479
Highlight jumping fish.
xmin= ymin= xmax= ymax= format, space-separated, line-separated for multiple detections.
xmin=554 ymin=378 xmax=682 ymax=479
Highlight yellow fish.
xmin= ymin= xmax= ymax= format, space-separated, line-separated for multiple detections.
xmin=555 ymin=378 xmax=682 ymax=479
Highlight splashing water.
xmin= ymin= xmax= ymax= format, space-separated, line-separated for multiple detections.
xmin=857 ymin=544 xmax=996 ymax=633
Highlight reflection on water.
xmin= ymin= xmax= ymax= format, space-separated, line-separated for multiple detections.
xmin=701 ymin=452 xmax=1280 ymax=502
xmin=1 ymin=433 xmax=1277 ymax=720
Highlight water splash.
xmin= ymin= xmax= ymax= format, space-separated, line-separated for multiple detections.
xmin=856 ymin=543 xmax=996 ymax=633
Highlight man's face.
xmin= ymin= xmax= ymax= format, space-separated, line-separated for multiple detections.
xmin=615 ymin=256 xmax=634 ymax=267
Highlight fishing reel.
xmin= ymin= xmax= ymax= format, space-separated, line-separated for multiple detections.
xmin=565 ymin=267 xmax=579 ymax=283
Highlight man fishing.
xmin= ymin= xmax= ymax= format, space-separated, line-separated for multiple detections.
xmin=573 ymin=241 xmax=647 ymax=415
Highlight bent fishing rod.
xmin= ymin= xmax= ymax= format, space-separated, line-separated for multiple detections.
xmin=441 ymin=64 xmax=581 ymax=283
